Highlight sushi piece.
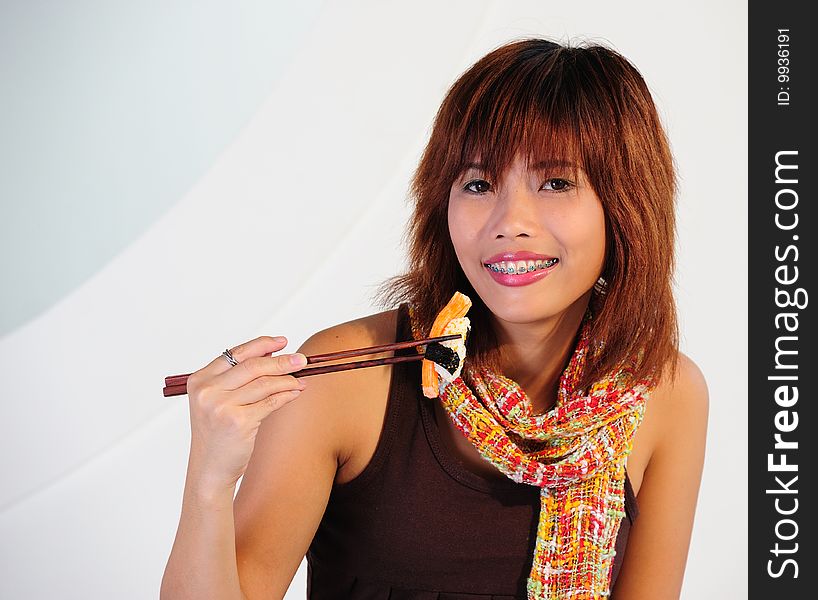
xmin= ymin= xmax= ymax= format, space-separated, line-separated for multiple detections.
xmin=422 ymin=292 xmax=472 ymax=398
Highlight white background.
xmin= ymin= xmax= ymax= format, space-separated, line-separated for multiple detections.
xmin=0 ymin=1 xmax=746 ymax=598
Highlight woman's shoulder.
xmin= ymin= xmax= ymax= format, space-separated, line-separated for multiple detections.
xmin=626 ymin=351 xmax=708 ymax=495
xmin=642 ymin=350 xmax=709 ymax=469
xmin=299 ymin=306 xmax=402 ymax=357
xmin=297 ymin=307 xmax=403 ymax=478
xmin=651 ymin=351 xmax=709 ymax=430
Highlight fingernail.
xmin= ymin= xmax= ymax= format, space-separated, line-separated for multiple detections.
xmin=290 ymin=353 xmax=307 ymax=367
xmin=296 ymin=377 xmax=308 ymax=387
xmin=273 ymin=336 xmax=286 ymax=343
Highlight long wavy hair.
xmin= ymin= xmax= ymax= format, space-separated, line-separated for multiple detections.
xmin=373 ymin=37 xmax=679 ymax=393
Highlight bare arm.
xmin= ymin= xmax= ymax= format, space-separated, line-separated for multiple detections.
xmin=611 ymin=353 xmax=710 ymax=599
xmin=231 ymin=352 xmax=343 ymax=597
xmin=160 ymin=328 xmax=355 ymax=599
xmin=232 ymin=320 xmax=385 ymax=597
xmin=161 ymin=465 xmax=248 ymax=600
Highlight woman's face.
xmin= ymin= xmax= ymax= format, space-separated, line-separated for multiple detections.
xmin=447 ymin=152 xmax=606 ymax=325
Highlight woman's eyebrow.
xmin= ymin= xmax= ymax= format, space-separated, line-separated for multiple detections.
xmin=529 ymin=159 xmax=577 ymax=169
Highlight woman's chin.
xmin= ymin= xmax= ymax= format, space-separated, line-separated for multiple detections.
xmin=483 ymin=301 xmax=565 ymax=326
xmin=477 ymin=287 xmax=592 ymax=326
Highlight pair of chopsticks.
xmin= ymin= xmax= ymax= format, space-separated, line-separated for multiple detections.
xmin=162 ymin=334 xmax=460 ymax=397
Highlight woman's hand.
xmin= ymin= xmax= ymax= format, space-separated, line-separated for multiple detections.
xmin=184 ymin=336 xmax=308 ymax=493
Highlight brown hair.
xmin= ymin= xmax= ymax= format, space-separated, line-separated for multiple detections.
xmin=373 ymin=37 xmax=679 ymax=393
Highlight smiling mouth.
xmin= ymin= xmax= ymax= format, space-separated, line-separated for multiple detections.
xmin=484 ymin=257 xmax=559 ymax=274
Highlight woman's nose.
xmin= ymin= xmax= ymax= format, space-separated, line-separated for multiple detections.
xmin=491 ymin=184 xmax=540 ymax=239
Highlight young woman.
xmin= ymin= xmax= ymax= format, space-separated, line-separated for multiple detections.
xmin=161 ymin=38 xmax=708 ymax=600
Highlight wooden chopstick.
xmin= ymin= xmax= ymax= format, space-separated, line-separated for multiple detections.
xmin=162 ymin=334 xmax=461 ymax=397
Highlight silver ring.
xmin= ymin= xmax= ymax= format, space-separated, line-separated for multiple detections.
xmin=222 ymin=348 xmax=239 ymax=367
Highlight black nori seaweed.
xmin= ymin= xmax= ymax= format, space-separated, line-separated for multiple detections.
xmin=424 ymin=342 xmax=460 ymax=375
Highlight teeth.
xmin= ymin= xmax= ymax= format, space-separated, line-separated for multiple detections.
xmin=486 ymin=258 xmax=558 ymax=274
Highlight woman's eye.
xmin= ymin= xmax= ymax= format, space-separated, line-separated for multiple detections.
xmin=463 ymin=179 xmax=492 ymax=194
xmin=541 ymin=178 xmax=573 ymax=192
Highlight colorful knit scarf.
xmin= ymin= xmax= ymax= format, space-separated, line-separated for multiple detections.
xmin=408 ymin=298 xmax=653 ymax=599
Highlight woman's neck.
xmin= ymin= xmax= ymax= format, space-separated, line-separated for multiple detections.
xmin=491 ymin=292 xmax=591 ymax=414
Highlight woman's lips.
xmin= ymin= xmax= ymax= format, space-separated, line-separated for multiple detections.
xmin=483 ymin=260 xmax=559 ymax=287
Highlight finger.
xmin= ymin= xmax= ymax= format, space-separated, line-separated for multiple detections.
xmin=197 ymin=336 xmax=289 ymax=380
xmin=225 ymin=373 xmax=306 ymax=406
xmin=246 ymin=388 xmax=304 ymax=421
xmin=214 ymin=349 xmax=308 ymax=391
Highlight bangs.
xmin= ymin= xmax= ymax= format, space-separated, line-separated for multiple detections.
xmin=457 ymin=112 xmax=584 ymax=186
xmin=445 ymin=44 xmax=623 ymax=190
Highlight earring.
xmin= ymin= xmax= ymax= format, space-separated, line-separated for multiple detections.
xmin=593 ymin=276 xmax=608 ymax=295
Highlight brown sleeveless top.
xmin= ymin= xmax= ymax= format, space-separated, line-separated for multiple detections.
xmin=306 ymin=303 xmax=639 ymax=598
